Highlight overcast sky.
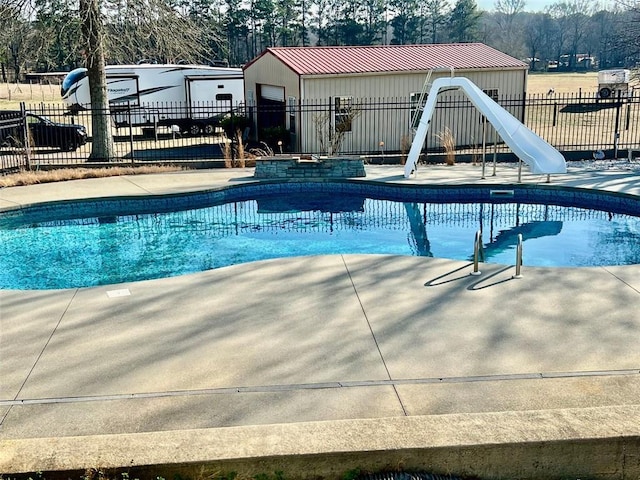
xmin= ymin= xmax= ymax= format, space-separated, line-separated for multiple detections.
xmin=476 ymin=0 xmax=553 ymax=12
xmin=476 ymin=0 xmax=615 ymax=12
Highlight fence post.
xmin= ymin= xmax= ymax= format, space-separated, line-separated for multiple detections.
xmin=128 ymin=102 xmax=135 ymax=164
xmin=614 ymin=91 xmax=622 ymax=159
xmin=492 ymin=128 xmax=498 ymax=176
xmin=481 ymin=115 xmax=487 ymax=179
xmin=154 ymin=116 xmax=158 ymax=142
xmin=20 ymin=102 xmax=31 ymax=170
xmin=328 ymin=96 xmax=333 ymax=155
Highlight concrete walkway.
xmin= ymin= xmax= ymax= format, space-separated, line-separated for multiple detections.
xmin=1 ymin=163 xmax=640 ymax=478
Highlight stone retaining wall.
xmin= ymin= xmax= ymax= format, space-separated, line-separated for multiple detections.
xmin=254 ymin=156 xmax=366 ymax=179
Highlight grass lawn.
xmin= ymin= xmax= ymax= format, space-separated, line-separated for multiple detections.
xmin=0 ymin=80 xmax=62 ymax=109
xmin=527 ymin=71 xmax=599 ymax=94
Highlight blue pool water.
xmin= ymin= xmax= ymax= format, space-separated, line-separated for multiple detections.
xmin=1 ymin=184 xmax=639 ymax=290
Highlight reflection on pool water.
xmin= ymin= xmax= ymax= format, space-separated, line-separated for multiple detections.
xmin=1 ymin=190 xmax=640 ymax=290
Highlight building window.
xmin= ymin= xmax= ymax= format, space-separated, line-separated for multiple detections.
xmin=483 ymin=88 xmax=499 ymax=101
xmin=334 ymin=96 xmax=353 ymax=133
xmin=480 ymin=89 xmax=500 ymax=124
xmin=288 ymin=96 xmax=296 ymax=134
xmin=409 ymin=91 xmax=428 ymax=129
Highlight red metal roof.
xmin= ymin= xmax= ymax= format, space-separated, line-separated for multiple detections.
xmin=251 ymin=44 xmax=527 ymax=75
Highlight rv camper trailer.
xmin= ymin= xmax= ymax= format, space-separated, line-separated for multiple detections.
xmin=597 ymin=69 xmax=631 ymax=100
xmin=61 ymin=64 xmax=244 ymax=135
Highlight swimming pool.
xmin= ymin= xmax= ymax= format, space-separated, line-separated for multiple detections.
xmin=1 ymin=181 xmax=639 ymax=290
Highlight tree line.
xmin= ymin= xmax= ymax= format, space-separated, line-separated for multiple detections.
xmin=1 ymin=0 xmax=639 ymax=81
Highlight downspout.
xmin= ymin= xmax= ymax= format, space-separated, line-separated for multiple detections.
xmin=521 ymin=68 xmax=527 ymax=124
xmin=298 ymin=74 xmax=303 ymax=152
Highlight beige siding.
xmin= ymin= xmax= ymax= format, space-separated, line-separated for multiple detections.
xmin=244 ymin=53 xmax=302 ymax=148
xmin=244 ymin=53 xmax=300 ymax=101
xmin=299 ymin=68 xmax=526 ymax=154
xmin=245 ymin=55 xmax=527 ymax=155
xmin=301 ymin=69 xmax=525 ymax=100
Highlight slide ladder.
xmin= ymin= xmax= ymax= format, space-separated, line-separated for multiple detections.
xmin=410 ymin=70 xmax=433 ymax=133
xmin=404 ymin=76 xmax=566 ymax=178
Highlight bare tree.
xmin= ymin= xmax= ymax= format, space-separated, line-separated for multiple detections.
xmin=494 ymin=0 xmax=525 ymax=18
xmin=0 ymin=1 xmax=34 ymax=80
xmin=491 ymin=0 xmax=526 ymax=57
xmin=547 ymin=0 xmax=594 ymax=69
xmin=313 ymin=101 xmax=363 ymax=155
xmin=522 ymin=13 xmax=550 ymax=69
xmin=104 ymin=0 xmax=219 ymax=64
xmin=608 ymin=1 xmax=640 ymax=68
xmin=79 ymin=0 xmax=115 ymax=161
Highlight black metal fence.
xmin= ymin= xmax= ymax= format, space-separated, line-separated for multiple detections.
xmin=2 ymin=90 xmax=640 ymax=174
xmin=524 ymin=91 xmax=639 ymax=155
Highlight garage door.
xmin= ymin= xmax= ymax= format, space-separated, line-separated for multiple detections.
xmin=260 ymin=85 xmax=285 ymax=102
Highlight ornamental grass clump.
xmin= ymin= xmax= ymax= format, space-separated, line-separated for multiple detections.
xmin=435 ymin=127 xmax=456 ymax=166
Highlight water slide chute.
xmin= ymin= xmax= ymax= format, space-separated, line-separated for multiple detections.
xmin=404 ymin=77 xmax=567 ymax=178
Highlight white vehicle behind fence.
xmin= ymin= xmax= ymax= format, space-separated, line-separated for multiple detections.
xmin=597 ymin=69 xmax=631 ymax=100
xmin=61 ymin=64 xmax=245 ymax=135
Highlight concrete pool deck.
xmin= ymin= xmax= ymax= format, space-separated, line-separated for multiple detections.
xmin=1 ymin=162 xmax=640 ymax=479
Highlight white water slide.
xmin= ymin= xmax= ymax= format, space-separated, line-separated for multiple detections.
xmin=404 ymin=76 xmax=567 ymax=178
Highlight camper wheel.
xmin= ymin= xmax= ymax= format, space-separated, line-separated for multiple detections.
xmin=203 ymin=124 xmax=216 ymax=135
xmin=599 ymin=87 xmax=612 ymax=99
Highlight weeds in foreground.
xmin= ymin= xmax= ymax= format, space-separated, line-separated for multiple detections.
xmin=0 ymin=165 xmax=183 ymax=188
xmin=400 ymin=135 xmax=412 ymax=166
xmin=1 ymin=468 xmax=594 ymax=480
xmin=220 ymin=130 xmax=250 ymax=168
xmin=236 ymin=129 xmax=246 ymax=163
xmin=435 ymin=127 xmax=456 ymax=166
xmin=248 ymin=142 xmax=274 ymax=158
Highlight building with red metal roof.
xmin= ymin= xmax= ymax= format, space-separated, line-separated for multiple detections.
xmin=245 ymin=43 xmax=527 ymax=76
xmin=243 ymin=43 xmax=528 ymax=154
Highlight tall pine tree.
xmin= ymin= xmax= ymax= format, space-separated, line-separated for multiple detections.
xmin=448 ymin=0 xmax=481 ymax=42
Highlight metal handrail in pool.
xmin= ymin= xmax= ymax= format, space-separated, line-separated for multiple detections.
xmin=471 ymin=230 xmax=484 ymax=276
xmin=514 ymin=233 xmax=524 ymax=279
